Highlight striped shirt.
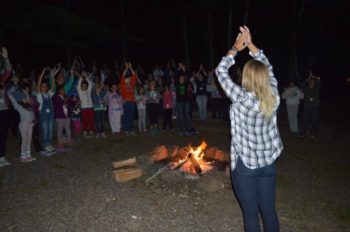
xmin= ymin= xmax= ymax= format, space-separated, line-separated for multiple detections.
xmin=215 ymin=50 xmax=283 ymax=170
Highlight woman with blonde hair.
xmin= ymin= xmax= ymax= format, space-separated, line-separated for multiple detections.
xmin=216 ymin=26 xmax=283 ymax=232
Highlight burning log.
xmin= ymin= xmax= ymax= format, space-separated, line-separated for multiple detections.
xmin=188 ymin=153 xmax=202 ymax=174
xmin=149 ymin=145 xmax=168 ymax=162
xmin=204 ymin=147 xmax=229 ymax=162
xmin=112 ymin=157 xmax=137 ymax=169
xmin=113 ymin=168 xmax=143 ymax=182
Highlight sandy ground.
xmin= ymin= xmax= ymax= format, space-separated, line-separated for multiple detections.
xmin=0 ymin=110 xmax=349 ymax=232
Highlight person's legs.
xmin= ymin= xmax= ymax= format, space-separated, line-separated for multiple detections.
xmin=64 ymin=118 xmax=72 ymax=142
xmin=81 ymin=109 xmax=88 ymax=133
xmin=109 ymin=111 xmax=116 ymax=133
xmin=94 ymin=111 xmax=100 ymax=133
xmin=56 ymin=119 xmax=64 ymax=144
xmin=287 ymin=104 xmax=298 ymax=133
xmin=140 ymin=109 xmax=146 ymax=131
xmin=115 ymin=111 xmax=122 ymax=132
xmin=129 ymin=102 xmax=136 ymax=132
xmin=40 ymin=117 xmax=48 ymax=147
xmin=32 ymin=123 xmax=43 ymax=152
xmin=123 ymin=103 xmax=131 ymax=132
xmin=138 ymin=109 xmax=143 ymax=132
xmin=257 ymin=163 xmax=279 ymax=232
xmin=18 ymin=122 xmax=27 ymax=156
xmin=0 ymin=110 xmax=10 ymax=158
xmin=26 ymin=123 xmax=33 ymax=155
xmin=311 ymin=106 xmax=320 ymax=136
xmin=183 ymin=102 xmax=190 ymax=132
xmin=300 ymin=106 xmax=311 ymax=136
xmin=100 ymin=111 xmax=105 ymax=133
xmin=202 ymin=95 xmax=208 ymax=120
xmin=88 ymin=108 xmax=95 ymax=132
xmin=176 ymin=103 xmax=184 ymax=133
xmin=232 ymin=159 xmax=260 ymax=232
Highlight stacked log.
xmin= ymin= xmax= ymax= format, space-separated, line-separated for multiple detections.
xmin=112 ymin=157 xmax=142 ymax=182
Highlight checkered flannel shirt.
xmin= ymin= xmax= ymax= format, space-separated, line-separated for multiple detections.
xmin=215 ymin=50 xmax=283 ymax=170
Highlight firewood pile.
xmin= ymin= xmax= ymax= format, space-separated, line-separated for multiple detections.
xmin=149 ymin=144 xmax=230 ymax=164
xmin=112 ymin=157 xmax=143 ymax=182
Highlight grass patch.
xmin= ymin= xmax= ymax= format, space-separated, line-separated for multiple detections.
xmin=26 ymin=180 xmax=49 ymax=193
xmin=332 ymin=205 xmax=350 ymax=225
xmin=277 ymin=174 xmax=294 ymax=189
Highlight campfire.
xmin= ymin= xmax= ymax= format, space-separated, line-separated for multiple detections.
xmin=149 ymin=141 xmax=229 ymax=177
xmin=168 ymin=141 xmax=214 ymax=175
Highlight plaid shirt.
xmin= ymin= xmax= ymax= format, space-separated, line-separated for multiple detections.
xmin=215 ymin=50 xmax=283 ymax=170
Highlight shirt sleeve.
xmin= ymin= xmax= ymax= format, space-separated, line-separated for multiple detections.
xmin=215 ymin=55 xmax=247 ymax=103
xmin=249 ymin=50 xmax=279 ymax=97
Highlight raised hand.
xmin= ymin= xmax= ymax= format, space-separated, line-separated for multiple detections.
xmin=0 ymin=47 xmax=8 ymax=59
xmin=128 ymin=62 xmax=133 ymax=69
xmin=233 ymin=29 xmax=249 ymax=52
xmin=240 ymin=26 xmax=252 ymax=46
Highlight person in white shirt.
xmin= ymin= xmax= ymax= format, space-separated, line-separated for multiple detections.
xmin=282 ymin=81 xmax=304 ymax=133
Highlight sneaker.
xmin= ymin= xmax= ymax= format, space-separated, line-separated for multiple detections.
xmin=40 ymin=151 xmax=52 ymax=157
xmin=89 ymin=131 xmax=94 ymax=136
xmin=45 ymin=146 xmax=55 ymax=152
xmin=130 ymin=131 xmax=136 ymax=135
xmin=0 ymin=157 xmax=10 ymax=166
xmin=125 ymin=131 xmax=130 ymax=136
xmin=20 ymin=156 xmax=35 ymax=163
xmin=83 ymin=131 xmax=88 ymax=138
xmin=0 ymin=162 xmax=4 ymax=167
xmin=101 ymin=132 xmax=107 ymax=138
xmin=96 ymin=133 xmax=100 ymax=138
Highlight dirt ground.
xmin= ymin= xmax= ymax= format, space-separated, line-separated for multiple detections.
xmin=0 ymin=108 xmax=349 ymax=232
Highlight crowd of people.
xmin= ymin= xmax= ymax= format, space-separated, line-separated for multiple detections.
xmin=0 ymin=47 xmax=230 ymax=166
xmin=0 ymin=44 xmax=321 ymax=167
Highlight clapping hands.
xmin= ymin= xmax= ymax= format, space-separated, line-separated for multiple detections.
xmin=0 ymin=47 xmax=9 ymax=59
xmin=228 ymin=26 xmax=258 ymax=56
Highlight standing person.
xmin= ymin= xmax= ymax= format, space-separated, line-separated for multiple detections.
xmin=216 ymin=26 xmax=283 ymax=232
xmin=77 ymin=72 xmax=95 ymax=137
xmin=162 ymin=85 xmax=173 ymax=131
xmin=36 ymin=67 xmax=57 ymax=152
xmin=106 ymin=83 xmax=123 ymax=134
xmin=70 ymin=94 xmax=81 ymax=137
xmin=175 ymin=63 xmax=191 ymax=135
xmin=210 ymin=79 xmax=225 ymax=120
xmin=195 ymin=64 xmax=208 ymax=120
xmin=282 ymin=81 xmax=304 ymax=133
xmin=8 ymin=86 xmax=36 ymax=162
xmin=92 ymin=84 xmax=107 ymax=138
xmin=146 ymin=80 xmax=161 ymax=135
xmin=135 ymin=86 xmax=148 ymax=133
xmin=120 ymin=62 xmax=137 ymax=135
xmin=0 ymin=47 xmax=12 ymax=167
xmin=300 ymin=72 xmax=321 ymax=139
xmin=52 ymin=86 xmax=73 ymax=147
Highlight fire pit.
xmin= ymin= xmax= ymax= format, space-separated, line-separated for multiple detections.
xmin=146 ymin=141 xmax=229 ymax=183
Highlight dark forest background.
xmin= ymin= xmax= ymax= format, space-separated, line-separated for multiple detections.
xmin=0 ymin=0 xmax=349 ymax=101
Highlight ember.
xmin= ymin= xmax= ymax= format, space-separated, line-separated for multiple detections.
xmin=169 ymin=141 xmax=214 ymax=175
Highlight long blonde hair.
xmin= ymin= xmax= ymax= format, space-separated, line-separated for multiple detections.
xmin=242 ymin=60 xmax=276 ymax=119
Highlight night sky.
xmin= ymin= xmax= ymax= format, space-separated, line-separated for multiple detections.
xmin=0 ymin=0 xmax=349 ymax=101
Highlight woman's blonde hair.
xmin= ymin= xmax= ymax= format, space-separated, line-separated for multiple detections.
xmin=242 ymin=60 xmax=276 ymax=119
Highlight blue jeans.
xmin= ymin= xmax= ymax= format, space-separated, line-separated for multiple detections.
xmin=231 ymin=158 xmax=279 ymax=232
xmin=123 ymin=102 xmax=136 ymax=132
xmin=196 ymin=95 xmax=207 ymax=120
xmin=176 ymin=101 xmax=190 ymax=133
xmin=40 ymin=115 xmax=53 ymax=147
xmin=94 ymin=110 xmax=105 ymax=133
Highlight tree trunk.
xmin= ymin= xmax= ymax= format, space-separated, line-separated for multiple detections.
xmin=227 ymin=0 xmax=233 ymax=49
xmin=120 ymin=0 xmax=127 ymax=61
xmin=243 ymin=0 xmax=251 ymax=25
xmin=207 ymin=9 xmax=214 ymax=69
xmin=180 ymin=0 xmax=190 ymax=67
xmin=288 ymin=0 xmax=305 ymax=84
